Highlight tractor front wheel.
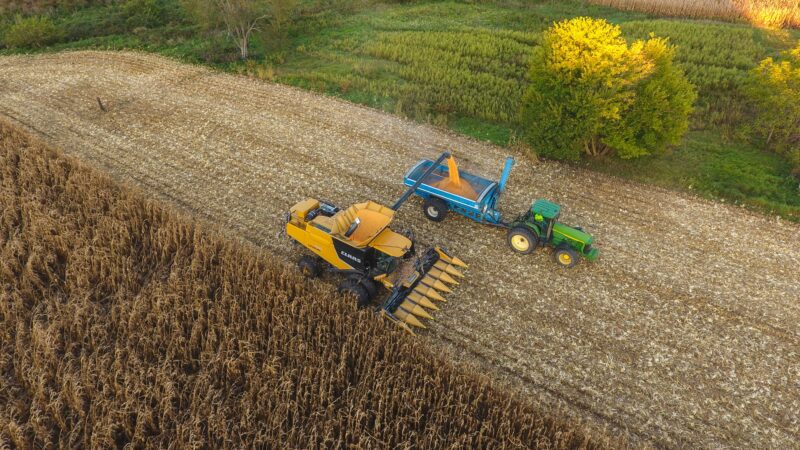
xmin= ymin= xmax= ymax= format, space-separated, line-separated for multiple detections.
xmin=507 ymin=227 xmax=537 ymax=255
xmin=338 ymin=279 xmax=371 ymax=308
xmin=298 ymin=255 xmax=321 ymax=278
xmin=554 ymin=246 xmax=578 ymax=268
xmin=423 ymin=197 xmax=448 ymax=222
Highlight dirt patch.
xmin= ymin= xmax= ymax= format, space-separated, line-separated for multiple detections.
xmin=1 ymin=51 xmax=798 ymax=448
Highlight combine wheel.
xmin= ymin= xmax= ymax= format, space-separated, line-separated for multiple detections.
xmin=507 ymin=227 xmax=537 ymax=255
xmin=360 ymin=279 xmax=378 ymax=299
xmin=347 ymin=275 xmax=378 ymax=299
xmin=298 ymin=255 xmax=321 ymax=278
xmin=554 ymin=245 xmax=578 ymax=269
xmin=423 ymin=197 xmax=448 ymax=222
xmin=338 ymin=279 xmax=371 ymax=308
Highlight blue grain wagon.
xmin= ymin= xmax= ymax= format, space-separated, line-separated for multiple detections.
xmin=402 ymin=155 xmax=515 ymax=226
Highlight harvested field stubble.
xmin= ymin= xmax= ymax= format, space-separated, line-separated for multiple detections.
xmin=0 ymin=51 xmax=799 ymax=448
xmin=0 ymin=120 xmax=607 ymax=448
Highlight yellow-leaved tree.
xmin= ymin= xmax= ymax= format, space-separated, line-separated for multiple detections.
xmin=520 ymin=17 xmax=696 ymax=160
xmin=747 ymin=43 xmax=800 ymax=176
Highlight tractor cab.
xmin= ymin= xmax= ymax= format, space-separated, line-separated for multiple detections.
xmin=528 ymin=199 xmax=560 ymax=241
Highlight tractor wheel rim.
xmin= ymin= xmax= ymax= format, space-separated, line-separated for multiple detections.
xmin=559 ymin=253 xmax=572 ymax=265
xmin=427 ymin=206 xmax=438 ymax=217
xmin=511 ymin=235 xmax=529 ymax=251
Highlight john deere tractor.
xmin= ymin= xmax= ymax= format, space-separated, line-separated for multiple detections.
xmin=507 ymin=199 xmax=599 ymax=268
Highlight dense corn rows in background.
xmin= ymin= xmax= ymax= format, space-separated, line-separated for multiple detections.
xmin=589 ymin=0 xmax=800 ymax=29
xmin=301 ymin=18 xmax=773 ymax=126
xmin=360 ymin=30 xmax=535 ymax=122
xmin=0 ymin=120 xmax=611 ymax=448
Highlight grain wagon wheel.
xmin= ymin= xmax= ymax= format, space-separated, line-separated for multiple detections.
xmin=423 ymin=197 xmax=448 ymax=222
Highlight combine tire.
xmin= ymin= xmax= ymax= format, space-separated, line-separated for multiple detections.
xmin=554 ymin=246 xmax=578 ymax=268
xmin=360 ymin=279 xmax=378 ymax=299
xmin=338 ymin=279 xmax=371 ymax=308
xmin=347 ymin=275 xmax=378 ymax=299
xmin=423 ymin=197 xmax=448 ymax=222
xmin=507 ymin=227 xmax=537 ymax=255
xmin=298 ymin=255 xmax=321 ymax=278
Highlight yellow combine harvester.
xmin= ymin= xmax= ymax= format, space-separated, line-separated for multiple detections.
xmin=285 ymin=152 xmax=466 ymax=333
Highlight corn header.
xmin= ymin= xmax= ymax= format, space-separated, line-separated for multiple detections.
xmin=285 ymin=152 xmax=467 ymax=333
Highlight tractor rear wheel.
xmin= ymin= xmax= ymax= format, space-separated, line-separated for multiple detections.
xmin=423 ymin=197 xmax=448 ymax=222
xmin=554 ymin=246 xmax=578 ymax=268
xmin=298 ymin=255 xmax=321 ymax=278
xmin=338 ymin=279 xmax=371 ymax=308
xmin=507 ymin=227 xmax=537 ymax=255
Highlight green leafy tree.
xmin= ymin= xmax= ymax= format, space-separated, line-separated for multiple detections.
xmin=182 ymin=0 xmax=295 ymax=60
xmin=520 ymin=17 xmax=696 ymax=160
xmin=747 ymin=43 xmax=800 ymax=175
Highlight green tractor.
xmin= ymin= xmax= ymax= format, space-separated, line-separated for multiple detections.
xmin=506 ymin=199 xmax=599 ymax=268
xmin=403 ymin=153 xmax=599 ymax=268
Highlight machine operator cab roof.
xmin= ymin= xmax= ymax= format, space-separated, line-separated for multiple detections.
xmin=531 ymin=199 xmax=561 ymax=220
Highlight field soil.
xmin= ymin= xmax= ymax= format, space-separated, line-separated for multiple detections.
xmin=1 ymin=51 xmax=798 ymax=448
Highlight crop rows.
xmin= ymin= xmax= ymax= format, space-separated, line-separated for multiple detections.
xmin=590 ymin=0 xmax=800 ymax=28
xmin=621 ymin=20 xmax=767 ymax=92
xmin=0 ymin=120 xmax=607 ymax=448
xmin=358 ymin=30 xmax=535 ymax=122
xmin=315 ymin=21 xmax=772 ymax=126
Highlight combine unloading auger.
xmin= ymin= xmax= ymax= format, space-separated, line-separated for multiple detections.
xmin=285 ymin=152 xmax=467 ymax=333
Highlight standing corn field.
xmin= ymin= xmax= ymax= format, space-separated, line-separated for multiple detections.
xmin=588 ymin=0 xmax=800 ymax=28
xmin=0 ymin=119 xmax=611 ymax=449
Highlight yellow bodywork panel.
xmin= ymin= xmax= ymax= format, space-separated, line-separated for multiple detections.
xmin=286 ymin=220 xmax=353 ymax=270
xmin=370 ymin=228 xmax=412 ymax=257
xmin=290 ymin=198 xmax=320 ymax=219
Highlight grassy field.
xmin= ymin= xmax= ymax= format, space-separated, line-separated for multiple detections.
xmin=1 ymin=0 xmax=798 ymax=221
xmin=0 ymin=118 xmax=611 ymax=448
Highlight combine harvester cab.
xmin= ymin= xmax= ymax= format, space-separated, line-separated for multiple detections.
xmin=403 ymin=153 xmax=599 ymax=268
xmin=285 ymin=152 xmax=468 ymax=333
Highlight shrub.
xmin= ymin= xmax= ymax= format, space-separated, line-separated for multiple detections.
xmin=746 ymin=43 xmax=800 ymax=175
xmin=121 ymin=0 xmax=168 ymax=28
xmin=2 ymin=14 xmax=62 ymax=48
xmin=520 ymin=17 xmax=696 ymax=160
